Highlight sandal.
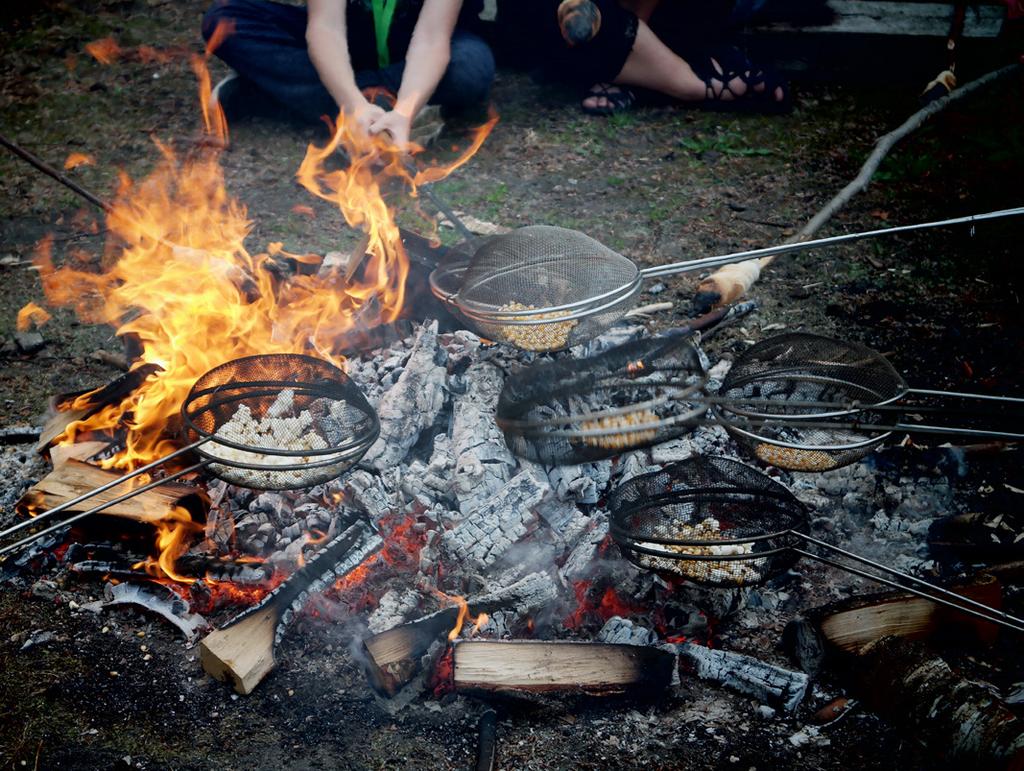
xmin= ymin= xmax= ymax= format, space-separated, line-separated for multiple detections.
xmin=581 ymin=82 xmax=636 ymax=116
xmin=687 ymin=45 xmax=791 ymax=114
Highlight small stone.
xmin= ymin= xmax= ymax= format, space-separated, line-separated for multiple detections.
xmin=14 ymin=331 xmax=45 ymax=354
xmin=31 ymin=580 xmax=58 ymax=599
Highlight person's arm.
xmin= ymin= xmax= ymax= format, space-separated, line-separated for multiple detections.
xmin=306 ymin=0 xmax=384 ymax=134
xmin=368 ymin=0 xmax=462 ymax=148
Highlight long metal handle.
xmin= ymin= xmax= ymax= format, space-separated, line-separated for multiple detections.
xmin=420 ymin=182 xmax=475 ymax=242
xmin=0 ymin=439 xmax=208 ymax=543
xmin=0 ymin=459 xmax=211 ymax=560
xmin=793 ymin=534 xmax=1024 ymax=632
xmin=707 ymin=393 xmax=1024 ymax=441
xmin=907 ymin=387 xmax=1024 ymax=406
xmin=638 ymin=206 xmax=1024 ymax=280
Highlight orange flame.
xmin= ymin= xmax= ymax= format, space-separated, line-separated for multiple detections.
xmin=133 ymin=506 xmax=202 ymax=582
xmin=16 ymin=302 xmax=51 ymax=331
xmin=63 ymin=152 xmax=96 ymax=171
xmin=433 ymin=590 xmax=487 ymax=641
xmin=24 ymin=41 xmax=495 ymax=588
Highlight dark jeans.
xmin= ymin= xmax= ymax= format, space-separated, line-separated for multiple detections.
xmin=201 ymin=0 xmax=495 ymax=124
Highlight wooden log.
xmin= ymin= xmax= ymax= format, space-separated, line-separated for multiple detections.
xmin=361 ymin=607 xmax=461 ymax=697
xmin=854 ymin=636 xmax=1024 ymax=769
xmin=200 ymin=520 xmax=382 ymax=694
xmin=36 ymin=363 xmax=162 ymax=453
xmin=452 ymin=640 xmax=676 ymax=696
xmin=782 ymin=575 xmax=1005 ymax=667
xmin=18 ymin=457 xmax=204 ymax=523
xmin=676 ymin=643 xmax=809 ymax=713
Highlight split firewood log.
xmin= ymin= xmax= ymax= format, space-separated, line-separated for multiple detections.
xmin=452 ymin=640 xmax=676 ymax=697
xmin=782 ymin=574 xmax=1004 ymax=673
xmin=200 ymin=520 xmax=382 ymax=694
xmin=19 ymin=455 xmax=204 ymax=524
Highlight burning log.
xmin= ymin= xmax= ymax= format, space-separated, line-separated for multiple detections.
xmin=200 ymin=519 xmax=382 ymax=694
xmin=363 ymin=321 xmax=447 ymax=471
xmin=559 ymin=516 xmax=609 ymax=583
xmin=440 ymin=469 xmax=544 ymax=571
xmin=675 ymin=643 xmax=809 ymax=714
xmin=452 ymin=640 xmax=676 ymax=697
xmin=596 ymin=616 xmax=659 ymax=647
xmin=361 ymin=606 xmax=460 ymax=697
xmin=852 ymin=636 xmax=1024 ymax=769
xmin=450 ymin=362 xmax=515 ymax=515
xmin=19 ymin=456 xmax=204 ymax=524
xmin=367 ymin=587 xmax=424 ymax=634
xmin=35 ymin=364 xmax=162 ymax=452
xmin=472 ymin=570 xmax=559 ymax=617
xmin=361 ymin=572 xmax=560 ymax=697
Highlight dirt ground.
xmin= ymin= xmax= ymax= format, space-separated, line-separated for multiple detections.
xmin=1 ymin=1 xmax=1023 ymax=769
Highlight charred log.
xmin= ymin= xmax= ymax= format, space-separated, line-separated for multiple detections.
xmin=676 ymin=643 xmax=809 ymax=713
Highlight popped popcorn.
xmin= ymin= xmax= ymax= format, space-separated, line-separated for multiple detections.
xmin=633 ymin=516 xmax=763 ymax=585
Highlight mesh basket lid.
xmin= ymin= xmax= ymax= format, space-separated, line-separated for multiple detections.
xmin=720 ymin=333 xmax=908 ymax=408
xmin=457 ymin=225 xmax=639 ymax=313
xmin=181 ymin=353 xmax=378 ymax=490
xmin=609 ymin=456 xmax=807 ymax=545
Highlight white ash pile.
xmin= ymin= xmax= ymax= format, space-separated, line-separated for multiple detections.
xmin=1 ymin=320 xmax=972 ymax=703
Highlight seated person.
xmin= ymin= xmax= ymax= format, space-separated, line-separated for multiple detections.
xmin=201 ymin=0 xmax=496 ymax=146
xmin=516 ymin=0 xmax=788 ymax=115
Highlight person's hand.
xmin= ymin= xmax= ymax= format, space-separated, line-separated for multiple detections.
xmin=368 ymin=109 xmax=413 ymax=151
xmin=346 ymin=98 xmax=387 ymax=138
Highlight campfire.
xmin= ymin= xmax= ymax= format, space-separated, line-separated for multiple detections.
xmin=2 ymin=34 xmax=1023 ymax=771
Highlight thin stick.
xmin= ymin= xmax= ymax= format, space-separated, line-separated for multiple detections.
xmin=0 ymin=133 xmax=111 ymax=213
xmin=694 ymin=62 xmax=1024 ymax=310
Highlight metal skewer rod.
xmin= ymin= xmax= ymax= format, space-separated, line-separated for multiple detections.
xmin=0 ymin=460 xmax=211 ymax=559
xmin=640 ymin=206 xmax=1024 ymax=279
xmin=695 ymin=393 xmax=1024 ymax=416
xmin=791 ymin=538 xmax=1024 ymax=633
xmin=0 ymin=440 xmax=207 ymax=542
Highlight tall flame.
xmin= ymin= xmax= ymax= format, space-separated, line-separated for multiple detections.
xmin=23 ymin=38 xmax=496 ymax=581
xmin=30 ymin=50 xmax=493 ymax=474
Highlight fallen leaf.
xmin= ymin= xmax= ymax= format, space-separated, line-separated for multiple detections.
xmin=290 ymin=204 xmax=316 ymax=219
xmin=64 ymin=152 xmax=96 ymax=171
xmin=85 ymin=37 xmax=122 ymax=65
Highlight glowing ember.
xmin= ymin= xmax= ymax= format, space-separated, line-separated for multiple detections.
xmin=563 ymin=581 xmax=644 ymax=630
xmin=84 ymin=37 xmax=122 ymax=64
